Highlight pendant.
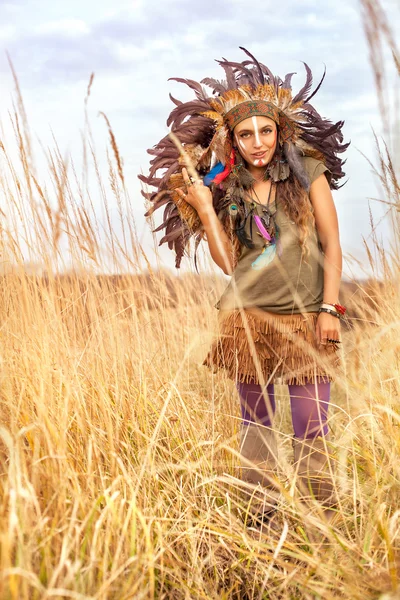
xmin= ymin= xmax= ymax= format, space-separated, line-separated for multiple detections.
xmin=251 ymin=243 xmax=277 ymax=270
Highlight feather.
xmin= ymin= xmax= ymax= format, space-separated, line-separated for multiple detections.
xmin=253 ymin=215 xmax=272 ymax=241
xmin=303 ymin=65 xmax=326 ymax=104
xmin=174 ymin=226 xmax=191 ymax=268
xmin=159 ymin=161 xmax=180 ymax=188
xmin=258 ymin=62 xmax=279 ymax=91
xmin=216 ymin=59 xmax=257 ymax=85
xmin=238 ymin=166 xmax=256 ymax=189
xmin=204 ymin=162 xmax=225 ymax=186
xmin=283 ymin=141 xmax=311 ymax=191
xmin=167 ymin=100 xmax=210 ymax=128
xmin=193 ymin=234 xmax=202 ymax=273
xmin=210 ymin=148 xmax=233 ymax=185
xmin=239 ymin=47 xmax=265 ymax=85
xmin=169 ymin=93 xmax=182 ymax=106
xmin=213 ymin=163 xmax=230 ymax=185
xmin=282 ymin=72 xmax=297 ymax=90
xmin=144 ymin=195 xmax=171 ymax=217
xmin=168 ymin=77 xmax=208 ymax=101
xmin=219 ymin=58 xmax=238 ymax=89
xmin=159 ymin=227 xmax=185 ymax=245
xmin=235 ymin=219 xmax=255 ymax=248
xmin=251 ymin=244 xmax=276 ymax=270
xmin=201 ymin=77 xmax=228 ymax=95
xmin=292 ymin=62 xmax=313 ymax=104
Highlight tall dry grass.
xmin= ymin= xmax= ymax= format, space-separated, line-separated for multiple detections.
xmin=0 ymin=2 xmax=400 ymax=598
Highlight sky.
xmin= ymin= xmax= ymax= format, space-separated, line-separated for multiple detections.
xmin=0 ymin=0 xmax=399 ymax=279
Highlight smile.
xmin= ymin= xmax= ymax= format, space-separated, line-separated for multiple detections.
xmin=252 ymin=151 xmax=267 ymax=158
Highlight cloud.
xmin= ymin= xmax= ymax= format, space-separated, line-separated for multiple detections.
xmin=34 ymin=19 xmax=90 ymax=36
xmin=0 ymin=0 xmax=397 ymax=273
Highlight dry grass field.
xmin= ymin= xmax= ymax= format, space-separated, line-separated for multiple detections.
xmin=0 ymin=2 xmax=399 ymax=598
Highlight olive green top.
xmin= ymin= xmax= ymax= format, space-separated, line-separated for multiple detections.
xmin=218 ymin=156 xmax=332 ymax=315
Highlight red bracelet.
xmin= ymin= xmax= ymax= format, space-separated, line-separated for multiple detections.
xmin=323 ymin=302 xmax=346 ymax=315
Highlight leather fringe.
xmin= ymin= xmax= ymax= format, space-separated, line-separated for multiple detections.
xmin=203 ymin=308 xmax=340 ymax=385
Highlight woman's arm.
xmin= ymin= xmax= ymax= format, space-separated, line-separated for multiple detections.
xmin=175 ymin=168 xmax=234 ymax=275
xmin=309 ymin=173 xmax=342 ymax=344
xmin=196 ymin=206 xmax=235 ymax=275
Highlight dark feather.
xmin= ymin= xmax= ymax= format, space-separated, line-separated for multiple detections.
xmin=174 ymin=226 xmax=191 ymax=268
xmin=235 ymin=213 xmax=255 ymax=248
xmin=167 ymin=100 xmax=210 ymax=128
xmin=169 ymin=93 xmax=182 ymax=106
xmin=282 ymin=72 xmax=296 ymax=89
xmin=219 ymin=58 xmax=238 ymax=89
xmin=303 ymin=65 xmax=326 ymax=104
xmin=259 ymin=63 xmax=279 ymax=90
xmin=283 ymin=142 xmax=311 ymax=191
xmin=159 ymin=227 xmax=185 ymax=245
xmin=217 ymin=59 xmax=258 ymax=87
xmin=144 ymin=196 xmax=170 ymax=217
xmin=193 ymin=234 xmax=202 ymax=273
xmin=201 ymin=77 xmax=228 ymax=95
xmin=239 ymin=47 xmax=265 ymax=85
xmin=168 ymin=77 xmax=208 ymax=101
xmin=292 ymin=62 xmax=313 ymax=104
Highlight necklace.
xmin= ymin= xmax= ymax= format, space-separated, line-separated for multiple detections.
xmin=247 ymin=181 xmax=274 ymax=207
xmin=245 ymin=183 xmax=282 ymax=270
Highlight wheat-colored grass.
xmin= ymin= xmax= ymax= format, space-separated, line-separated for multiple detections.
xmin=0 ymin=3 xmax=399 ymax=598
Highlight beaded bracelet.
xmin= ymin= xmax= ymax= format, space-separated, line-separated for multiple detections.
xmin=318 ymin=307 xmax=342 ymax=319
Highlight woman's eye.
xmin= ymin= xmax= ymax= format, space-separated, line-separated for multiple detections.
xmin=240 ymin=133 xmax=250 ymax=138
xmin=262 ymin=129 xmax=272 ymax=134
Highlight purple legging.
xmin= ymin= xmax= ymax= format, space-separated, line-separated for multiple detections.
xmin=236 ymin=380 xmax=330 ymax=439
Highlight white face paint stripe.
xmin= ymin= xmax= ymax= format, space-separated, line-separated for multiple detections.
xmin=252 ymin=117 xmax=261 ymax=146
xmin=235 ymin=135 xmax=247 ymax=152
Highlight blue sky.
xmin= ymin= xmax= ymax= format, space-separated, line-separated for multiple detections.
xmin=0 ymin=0 xmax=399 ymax=277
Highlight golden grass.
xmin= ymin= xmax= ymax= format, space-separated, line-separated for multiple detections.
xmin=1 ymin=2 xmax=400 ymax=598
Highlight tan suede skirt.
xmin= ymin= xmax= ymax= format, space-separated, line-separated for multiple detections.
xmin=203 ymin=308 xmax=340 ymax=385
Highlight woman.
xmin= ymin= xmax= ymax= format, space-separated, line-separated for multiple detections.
xmin=141 ymin=48 xmax=349 ymax=527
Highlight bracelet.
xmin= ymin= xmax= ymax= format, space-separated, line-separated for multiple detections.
xmin=322 ymin=302 xmax=347 ymax=316
xmin=318 ymin=307 xmax=342 ymax=319
xmin=321 ymin=303 xmax=338 ymax=311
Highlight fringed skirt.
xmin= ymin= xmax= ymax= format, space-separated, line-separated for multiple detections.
xmin=203 ymin=308 xmax=340 ymax=385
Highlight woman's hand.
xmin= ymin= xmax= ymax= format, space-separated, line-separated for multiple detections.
xmin=316 ymin=312 xmax=341 ymax=346
xmin=175 ymin=167 xmax=214 ymax=216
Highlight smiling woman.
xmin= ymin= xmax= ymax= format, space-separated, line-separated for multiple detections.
xmin=234 ymin=117 xmax=278 ymax=167
xmin=140 ymin=47 xmax=350 ymax=532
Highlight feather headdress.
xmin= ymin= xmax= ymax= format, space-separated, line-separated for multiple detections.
xmin=140 ymin=47 xmax=349 ymax=268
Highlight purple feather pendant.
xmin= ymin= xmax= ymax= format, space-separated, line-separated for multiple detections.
xmin=251 ymin=213 xmax=281 ymax=269
xmin=253 ymin=215 xmax=271 ymax=241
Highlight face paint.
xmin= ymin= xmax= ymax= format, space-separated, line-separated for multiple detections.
xmin=234 ymin=116 xmax=277 ymax=170
xmin=253 ymin=128 xmax=277 ymax=166
xmin=252 ymin=117 xmax=261 ymax=146
xmin=236 ymin=137 xmax=247 ymax=153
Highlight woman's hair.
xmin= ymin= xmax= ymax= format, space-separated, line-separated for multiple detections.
xmin=278 ymin=174 xmax=314 ymax=260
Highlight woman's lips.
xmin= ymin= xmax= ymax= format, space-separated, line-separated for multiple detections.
xmin=251 ymin=151 xmax=267 ymax=158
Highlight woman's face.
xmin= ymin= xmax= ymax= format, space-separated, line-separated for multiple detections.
xmin=234 ymin=116 xmax=278 ymax=168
